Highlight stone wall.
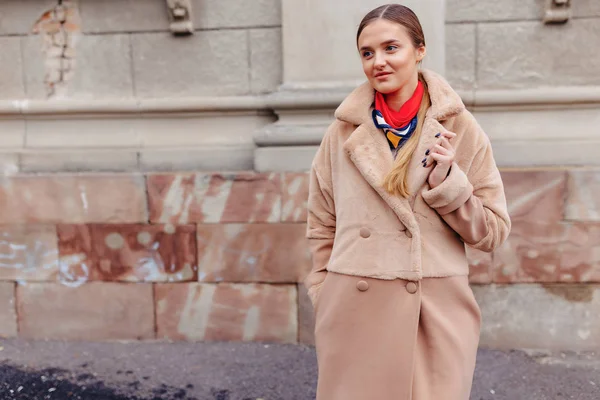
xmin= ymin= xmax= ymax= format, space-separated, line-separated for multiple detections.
xmin=0 ymin=168 xmax=599 ymax=349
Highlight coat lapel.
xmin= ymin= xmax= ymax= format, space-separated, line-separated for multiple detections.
xmin=343 ymin=121 xmax=418 ymax=231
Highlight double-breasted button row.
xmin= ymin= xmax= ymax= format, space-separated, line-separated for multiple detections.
xmin=355 ymin=280 xmax=417 ymax=294
xmin=359 ymin=228 xmax=371 ymax=238
xmin=356 ymin=280 xmax=369 ymax=291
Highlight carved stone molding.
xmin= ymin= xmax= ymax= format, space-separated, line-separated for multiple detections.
xmin=166 ymin=0 xmax=194 ymax=35
xmin=544 ymin=0 xmax=571 ymax=24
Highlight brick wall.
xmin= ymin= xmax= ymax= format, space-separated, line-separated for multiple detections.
xmin=0 ymin=168 xmax=599 ymax=348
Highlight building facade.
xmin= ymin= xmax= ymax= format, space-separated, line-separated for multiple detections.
xmin=0 ymin=0 xmax=599 ymax=348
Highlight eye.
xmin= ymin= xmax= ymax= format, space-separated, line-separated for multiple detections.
xmin=361 ymin=50 xmax=373 ymax=58
xmin=386 ymin=45 xmax=398 ymax=51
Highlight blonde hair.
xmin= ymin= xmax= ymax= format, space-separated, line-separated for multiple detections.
xmin=382 ymin=73 xmax=431 ymax=198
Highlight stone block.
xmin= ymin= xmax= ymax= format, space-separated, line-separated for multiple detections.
xmin=566 ymin=169 xmax=600 ymax=222
xmin=446 ymin=0 xmax=542 ymax=22
xmin=193 ymin=0 xmax=281 ymax=29
xmin=0 ymin=225 xmax=59 ymax=282
xmin=131 ymin=31 xmax=250 ymax=97
xmin=478 ymin=20 xmax=600 ymax=89
xmin=250 ymin=28 xmax=282 ymax=93
xmin=298 ymin=283 xmax=315 ymax=346
xmin=254 ymin=146 xmax=317 ymax=173
xmin=20 ymin=150 xmax=139 ymax=172
xmin=281 ymin=172 xmax=309 ymax=222
xmin=493 ymin=221 xmax=600 ymax=283
xmin=25 ymin=118 xmax=141 ymax=148
xmin=0 ymin=37 xmax=25 ymax=99
xmin=139 ymin=146 xmax=254 ymax=172
xmin=0 ymin=282 xmax=17 ymax=338
xmin=58 ymin=224 xmax=197 ymax=284
xmin=147 ymin=172 xmax=282 ymax=224
xmin=573 ymin=1 xmax=600 ymax=17
xmin=196 ymin=224 xmax=310 ymax=283
xmin=474 ymin=283 xmax=600 ymax=350
xmin=501 ymin=170 xmax=566 ymax=223
xmin=0 ymin=153 xmax=19 ymax=176
xmin=0 ymin=119 xmax=25 ymax=149
xmin=445 ymin=24 xmax=476 ymax=90
xmin=0 ymin=0 xmax=56 ymax=35
xmin=22 ymin=34 xmax=134 ymax=99
xmin=467 ymin=247 xmax=492 ymax=284
xmin=17 ymin=282 xmax=155 ymax=340
xmin=0 ymin=174 xmax=148 ymax=224
xmin=80 ymin=0 xmax=169 ymax=33
xmin=155 ymin=283 xmax=297 ymax=343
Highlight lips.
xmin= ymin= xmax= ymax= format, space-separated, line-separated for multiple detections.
xmin=374 ymin=72 xmax=392 ymax=78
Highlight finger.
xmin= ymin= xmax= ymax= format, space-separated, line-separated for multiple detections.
xmin=438 ymin=137 xmax=454 ymax=151
xmin=431 ymin=144 xmax=451 ymax=156
xmin=441 ymin=131 xmax=456 ymax=140
xmin=430 ymin=152 xmax=453 ymax=165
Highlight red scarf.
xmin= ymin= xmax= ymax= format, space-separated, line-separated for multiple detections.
xmin=374 ymin=80 xmax=424 ymax=128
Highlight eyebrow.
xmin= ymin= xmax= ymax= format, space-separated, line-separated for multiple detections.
xmin=359 ymin=39 xmax=399 ymax=52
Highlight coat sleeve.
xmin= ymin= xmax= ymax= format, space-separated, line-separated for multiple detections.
xmin=305 ymin=129 xmax=336 ymax=306
xmin=422 ymin=115 xmax=511 ymax=253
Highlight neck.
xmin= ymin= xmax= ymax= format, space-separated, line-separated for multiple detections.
xmin=384 ymin=74 xmax=419 ymax=111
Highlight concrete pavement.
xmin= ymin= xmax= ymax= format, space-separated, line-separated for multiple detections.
xmin=0 ymin=339 xmax=598 ymax=399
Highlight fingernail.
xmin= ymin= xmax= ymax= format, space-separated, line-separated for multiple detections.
xmin=435 ymin=133 xmax=441 ymax=138
xmin=425 ymin=149 xmax=430 ymax=155
xmin=421 ymin=158 xmax=427 ymax=163
xmin=422 ymin=163 xmax=427 ymax=168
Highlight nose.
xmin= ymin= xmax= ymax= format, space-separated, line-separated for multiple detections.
xmin=373 ymin=51 xmax=386 ymax=68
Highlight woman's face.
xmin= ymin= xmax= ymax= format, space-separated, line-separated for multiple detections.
xmin=357 ymin=19 xmax=426 ymax=94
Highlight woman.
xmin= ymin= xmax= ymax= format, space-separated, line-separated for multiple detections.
xmin=305 ymin=4 xmax=510 ymax=400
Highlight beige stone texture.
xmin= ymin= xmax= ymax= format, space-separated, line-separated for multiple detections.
xmin=297 ymin=283 xmax=315 ymax=346
xmin=0 ymin=282 xmax=17 ymax=338
xmin=446 ymin=0 xmax=543 ymax=22
xmin=445 ymin=23 xmax=476 ymax=90
xmin=25 ymin=118 xmax=140 ymax=148
xmin=501 ymin=170 xmax=567 ymax=223
xmin=0 ymin=0 xmax=56 ymax=35
xmin=0 ymin=119 xmax=25 ymax=149
xmin=22 ymin=34 xmax=134 ymax=99
xmin=254 ymin=146 xmax=317 ymax=173
xmin=147 ymin=172 xmax=282 ymax=224
xmin=573 ymin=1 xmax=600 ymax=17
xmin=193 ymin=0 xmax=281 ymax=29
xmin=196 ymin=223 xmax=310 ymax=283
xmin=474 ymin=283 xmax=600 ymax=350
xmin=139 ymin=113 xmax=272 ymax=147
xmin=131 ymin=31 xmax=250 ymax=97
xmin=566 ymin=169 xmax=600 ymax=222
xmin=0 ymin=225 xmax=59 ymax=282
xmin=0 ymin=153 xmax=19 ymax=176
xmin=155 ymin=283 xmax=297 ymax=343
xmin=281 ymin=172 xmax=309 ymax=222
xmin=139 ymin=146 xmax=254 ymax=172
xmin=0 ymin=37 xmax=25 ymax=99
xmin=80 ymin=0 xmax=169 ymax=33
xmin=0 ymin=174 xmax=148 ymax=224
xmin=17 ymin=282 xmax=155 ymax=340
xmin=250 ymin=28 xmax=283 ymax=93
xmin=477 ymin=20 xmax=600 ymax=88
xmin=20 ymin=150 xmax=139 ymax=172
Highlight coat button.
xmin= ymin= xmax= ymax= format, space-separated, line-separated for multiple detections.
xmin=405 ymin=230 xmax=413 ymax=238
xmin=356 ymin=280 xmax=369 ymax=291
xmin=359 ymin=228 xmax=371 ymax=238
xmin=406 ymin=282 xmax=418 ymax=294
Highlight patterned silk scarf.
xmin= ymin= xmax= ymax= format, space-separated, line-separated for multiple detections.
xmin=372 ymin=80 xmax=424 ymax=149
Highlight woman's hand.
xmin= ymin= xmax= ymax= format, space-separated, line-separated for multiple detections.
xmin=423 ymin=131 xmax=457 ymax=189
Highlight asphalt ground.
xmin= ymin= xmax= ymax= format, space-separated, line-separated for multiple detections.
xmin=0 ymin=339 xmax=598 ymax=400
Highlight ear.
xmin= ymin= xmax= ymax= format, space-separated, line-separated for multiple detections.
xmin=416 ymin=45 xmax=426 ymax=62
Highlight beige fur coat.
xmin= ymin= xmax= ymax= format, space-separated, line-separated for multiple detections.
xmin=305 ymin=69 xmax=511 ymax=304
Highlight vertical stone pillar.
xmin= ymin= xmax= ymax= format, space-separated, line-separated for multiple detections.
xmin=254 ymin=0 xmax=446 ymax=172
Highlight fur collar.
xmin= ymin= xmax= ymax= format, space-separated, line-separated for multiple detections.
xmin=334 ymin=69 xmax=465 ymax=126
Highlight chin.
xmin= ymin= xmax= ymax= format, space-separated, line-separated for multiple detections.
xmin=371 ymin=80 xmax=401 ymax=94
